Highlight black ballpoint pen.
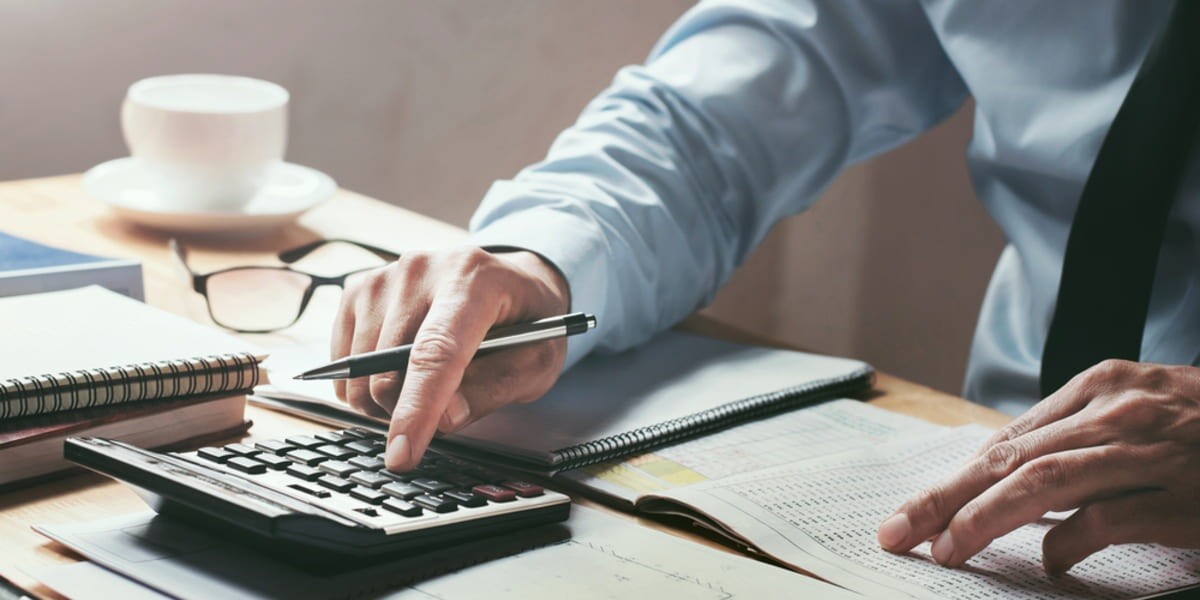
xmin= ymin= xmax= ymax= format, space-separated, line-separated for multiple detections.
xmin=294 ymin=312 xmax=597 ymax=380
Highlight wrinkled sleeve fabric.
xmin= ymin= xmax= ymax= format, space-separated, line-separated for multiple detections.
xmin=468 ymin=0 xmax=967 ymax=368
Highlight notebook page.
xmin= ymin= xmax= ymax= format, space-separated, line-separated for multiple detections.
xmin=652 ymin=426 xmax=1200 ymax=599
xmin=0 ymin=286 xmax=259 ymax=380
xmin=560 ymin=399 xmax=941 ymax=503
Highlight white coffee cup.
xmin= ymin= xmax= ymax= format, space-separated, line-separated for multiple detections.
xmin=121 ymin=74 xmax=289 ymax=212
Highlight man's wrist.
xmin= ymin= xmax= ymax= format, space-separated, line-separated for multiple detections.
xmin=492 ymin=249 xmax=572 ymax=313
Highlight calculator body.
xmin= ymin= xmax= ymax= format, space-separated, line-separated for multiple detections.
xmin=65 ymin=431 xmax=570 ymax=564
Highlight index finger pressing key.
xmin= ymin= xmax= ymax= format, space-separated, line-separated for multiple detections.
xmin=382 ymin=296 xmax=501 ymax=471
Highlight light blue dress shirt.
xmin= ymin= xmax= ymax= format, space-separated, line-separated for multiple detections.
xmin=468 ymin=0 xmax=1192 ymax=416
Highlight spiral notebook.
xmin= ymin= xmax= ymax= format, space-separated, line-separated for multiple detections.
xmin=0 ymin=286 xmax=267 ymax=420
xmin=254 ymin=331 xmax=874 ymax=473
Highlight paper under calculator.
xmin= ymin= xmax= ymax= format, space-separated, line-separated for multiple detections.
xmin=65 ymin=427 xmax=570 ymax=564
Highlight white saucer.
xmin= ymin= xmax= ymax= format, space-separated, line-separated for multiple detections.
xmin=82 ymin=158 xmax=336 ymax=235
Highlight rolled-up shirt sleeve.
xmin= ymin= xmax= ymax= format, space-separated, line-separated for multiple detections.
xmin=468 ymin=0 xmax=968 ymax=368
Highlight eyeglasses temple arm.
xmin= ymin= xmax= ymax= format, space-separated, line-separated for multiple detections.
xmin=168 ymin=239 xmax=207 ymax=293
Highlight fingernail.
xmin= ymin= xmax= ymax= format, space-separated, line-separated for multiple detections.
xmin=931 ymin=531 xmax=956 ymax=565
xmin=878 ymin=513 xmax=911 ymax=549
xmin=385 ymin=435 xmax=409 ymax=469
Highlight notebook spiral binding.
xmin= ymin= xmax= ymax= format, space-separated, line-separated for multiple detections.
xmin=552 ymin=366 xmax=875 ymax=471
xmin=0 ymin=352 xmax=261 ymax=420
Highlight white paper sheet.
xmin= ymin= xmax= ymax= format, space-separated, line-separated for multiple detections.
xmin=34 ymin=505 xmax=856 ymax=599
xmin=651 ymin=426 xmax=1200 ymax=599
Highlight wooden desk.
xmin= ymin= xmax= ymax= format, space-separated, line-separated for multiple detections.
xmin=0 ymin=174 xmax=1009 ymax=597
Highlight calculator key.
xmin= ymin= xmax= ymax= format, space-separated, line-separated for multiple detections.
xmin=411 ymin=478 xmax=454 ymax=494
xmin=256 ymin=453 xmax=291 ymax=470
xmin=379 ymin=470 xmax=417 ymax=483
xmin=314 ymin=444 xmax=355 ymax=460
xmin=315 ymin=431 xmax=351 ymax=445
xmin=380 ymin=482 xmax=424 ymax=500
xmin=286 ymin=435 xmax=324 ymax=449
xmin=444 ymin=490 xmax=486 ymax=508
xmin=443 ymin=473 xmax=482 ymax=488
xmin=341 ymin=427 xmax=375 ymax=440
xmin=318 ymin=475 xmax=355 ymax=493
xmin=226 ymin=456 xmax=268 ymax=474
xmin=502 ymin=481 xmax=544 ymax=498
xmin=223 ymin=443 xmax=259 ymax=457
xmin=318 ymin=460 xmax=359 ymax=478
xmin=344 ymin=440 xmax=378 ymax=455
xmin=472 ymin=484 xmax=517 ymax=503
xmin=412 ymin=494 xmax=458 ymax=513
xmin=349 ymin=486 xmax=389 ymax=505
xmin=286 ymin=464 xmax=323 ymax=482
xmin=381 ymin=498 xmax=423 ymax=517
xmin=349 ymin=471 xmax=394 ymax=489
xmin=285 ymin=449 xmax=328 ymax=466
xmin=197 ymin=447 xmax=235 ymax=463
xmin=349 ymin=456 xmax=385 ymax=471
xmin=254 ymin=440 xmax=296 ymax=455
xmin=288 ymin=483 xmax=331 ymax=499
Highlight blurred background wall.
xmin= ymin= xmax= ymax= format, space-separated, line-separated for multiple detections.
xmin=0 ymin=1 xmax=1003 ymax=395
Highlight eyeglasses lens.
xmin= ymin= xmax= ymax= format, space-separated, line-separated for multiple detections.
xmin=205 ymin=268 xmax=312 ymax=332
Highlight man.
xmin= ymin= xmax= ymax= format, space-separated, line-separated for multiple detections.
xmin=333 ymin=0 xmax=1200 ymax=574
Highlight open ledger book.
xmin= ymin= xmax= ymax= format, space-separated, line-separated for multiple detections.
xmin=252 ymin=334 xmax=1200 ymax=599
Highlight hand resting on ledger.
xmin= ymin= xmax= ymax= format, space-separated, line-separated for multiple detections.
xmin=331 ymin=247 xmax=570 ymax=471
xmin=878 ymin=359 xmax=1200 ymax=573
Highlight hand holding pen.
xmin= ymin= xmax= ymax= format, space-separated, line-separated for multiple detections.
xmin=328 ymin=248 xmax=583 ymax=471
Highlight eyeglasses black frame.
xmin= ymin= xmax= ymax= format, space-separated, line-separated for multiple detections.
xmin=171 ymin=238 xmax=401 ymax=333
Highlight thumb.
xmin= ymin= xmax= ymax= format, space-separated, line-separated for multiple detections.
xmin=1042 ymin=492 xmax=1170 ymax=575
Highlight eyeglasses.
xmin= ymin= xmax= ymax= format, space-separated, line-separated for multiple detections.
xmin=172 ymin=238 xmax=401 ymax=333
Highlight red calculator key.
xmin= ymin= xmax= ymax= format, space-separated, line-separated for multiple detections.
xmin=472 ymin=484 xmax=517 ymax=502
xmin=501 ymin=481 xmax=544 ymax=498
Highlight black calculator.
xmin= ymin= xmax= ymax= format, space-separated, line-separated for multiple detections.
xmin=65 ymin=427 xmax=570 ymax=565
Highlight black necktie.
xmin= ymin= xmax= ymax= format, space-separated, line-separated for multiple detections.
xmin=1040 ymin=2 xmax=1200 ymax=398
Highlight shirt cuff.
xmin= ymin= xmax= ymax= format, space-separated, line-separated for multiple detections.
xmin=467 ymin=201 xmax=611 ymax=370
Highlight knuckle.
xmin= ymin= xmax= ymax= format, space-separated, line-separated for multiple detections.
xmin=400 ymin=252 xmax=432 ymax=274
xmin=451 ymin=247 xmax=493 ymax=278
xmin=910 ymin=485 xmax=954 ymax=525
xmin=953 ymin=501 xmax=989 ymax=541
xmin=989 ymin=425 xmax=1020 ymax=445
xmin=981 ymin=441 xmax=1024 ymax=477
xmin=360 ymin=268 xmax=390 ymax=298
xmin=408 ymin=328 xmax=465 ymax=371
xmin=1099 ymin=392 xmax=1160 ymax=430
xmin=388 ymin=256 xmax=427 ymax=289
xmin=1080 ymin=359 xmax=1129 ymax=387
xmin=1019 ymin=457 xmax=1069 ymax=493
